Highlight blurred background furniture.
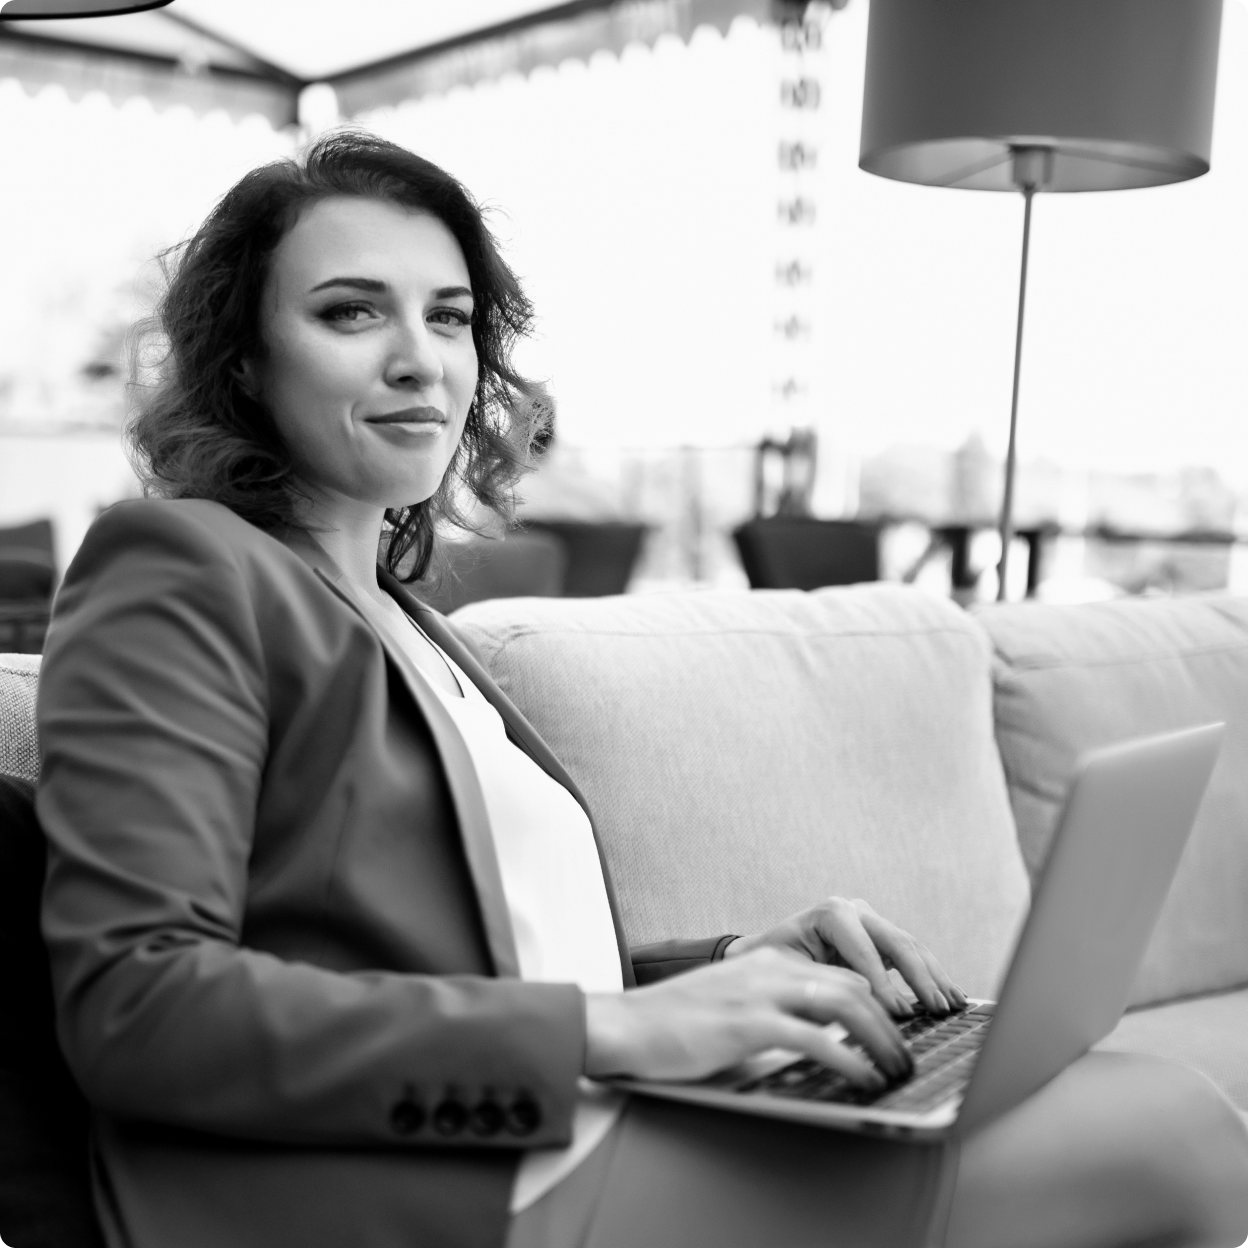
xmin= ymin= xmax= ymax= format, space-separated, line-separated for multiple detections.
xmin=522 ymin=521 xmax=647 ymax=598
xmin=417 ymin=521 xmax=648 ymax=613
xmin=901 ymin=520 xmax=1245 ymax=605
xmin=0 ymin=519 xmax=55 ymax=654
xmin=417 ymin=529 xmax=567 ymax=615
xmin=753 ymin=427 xmax=818 ymax=521
xmin=734 ymin=517 xmax=879 ymax=590
xmin=911 ymin=523 xmax=1057 ymax=604
xmin=734 ymin=429 xmax=881 ymax=590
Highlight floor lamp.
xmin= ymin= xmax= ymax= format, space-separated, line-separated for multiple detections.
xmin=858 ymin=0 xmax=1223 ymax=600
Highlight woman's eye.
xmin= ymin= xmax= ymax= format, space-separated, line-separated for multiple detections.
xmin=322 ymin=302 xmax=376 ymax=324
xmin=429 ymin=307 xmax=473 ymax=328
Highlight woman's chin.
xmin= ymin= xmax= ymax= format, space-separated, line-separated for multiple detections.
xmin=380 ymin=476 xmax=447 ymax=511
xmin=360 ymin=463 xmax=454 ymax=513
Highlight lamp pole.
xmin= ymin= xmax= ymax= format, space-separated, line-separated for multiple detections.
xmin=996 ymin=146 xmax=1051 ymax=601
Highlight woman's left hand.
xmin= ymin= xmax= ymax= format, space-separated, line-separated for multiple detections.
xmin=723 ymin=897 xmax=967 ymax=1018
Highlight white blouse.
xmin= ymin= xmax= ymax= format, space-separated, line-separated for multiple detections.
xmin=363 ymin=597 xmax=625 ymax=1213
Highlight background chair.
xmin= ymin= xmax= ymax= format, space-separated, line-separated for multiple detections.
xmin=0 ymin=520 xmax=56 ymax=655
xmin=417 ymin=528 xmax=568 ymax=614
xmin=733 ymin=517 xmax=880 ymax=591
xmin=520 ymin=521 xmax=648 ymax=597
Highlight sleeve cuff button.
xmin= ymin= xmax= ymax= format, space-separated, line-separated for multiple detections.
xmin=505 ymin=1096 xmax=542 ymax=1137
xmin=390 ymin=1098 xmax=425 ymax=1136
xmin=470 ymin=1100 xmax=505 ymax=1138
xmin=433 ymin=1098 xmax=469 ymax=1136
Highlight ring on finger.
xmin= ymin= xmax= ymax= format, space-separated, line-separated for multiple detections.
xmin=803 ymin=979 xmax=819 ymax=1010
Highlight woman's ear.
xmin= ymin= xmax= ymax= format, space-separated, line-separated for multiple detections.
xmin=234 ymin=357 xmax=260 ymax=399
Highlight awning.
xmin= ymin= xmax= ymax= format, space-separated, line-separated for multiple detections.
xmin=0 ymin=0 xmax=811 ymax=126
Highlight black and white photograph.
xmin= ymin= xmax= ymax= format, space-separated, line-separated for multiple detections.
xmin=1 ymin=3 xmax=1247 ymax=1247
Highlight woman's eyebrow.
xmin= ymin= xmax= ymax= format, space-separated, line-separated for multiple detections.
xmin=309 ymin=276 xmax=387 ymax=294
xmin=307 ymin=279 xmax=473 ymax=300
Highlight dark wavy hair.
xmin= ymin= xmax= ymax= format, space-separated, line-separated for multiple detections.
xmin=127 ymin=130 xmax=550 ymax=581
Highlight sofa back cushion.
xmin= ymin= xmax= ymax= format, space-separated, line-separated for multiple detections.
xmin=453 ymin=585 xmax=1029 ymax=999
xmin=976 ymin=594 xmax=1248 ymax=1008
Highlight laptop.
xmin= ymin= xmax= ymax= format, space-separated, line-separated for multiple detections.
xmin=614 ymin=723 xmax=1224 ymax=1141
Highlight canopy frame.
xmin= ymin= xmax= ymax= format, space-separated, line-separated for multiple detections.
xmin=0 ymin=0 xmax=814 ymax=124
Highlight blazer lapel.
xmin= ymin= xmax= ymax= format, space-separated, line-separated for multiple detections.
xmin=382 ymin=573 xmax=637 ymax=988
xmin=283 ymin=532 xmax=520 ymax=980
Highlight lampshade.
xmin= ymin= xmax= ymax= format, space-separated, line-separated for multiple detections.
xmin=860 ymin=0 xmax=1223 ymax=193
xmin=0 ymin=0 xmax=171 ymax=16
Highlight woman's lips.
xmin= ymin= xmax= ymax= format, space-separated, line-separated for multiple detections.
xmin=365 ymin=407 xmax=448 ymax=438
xmin=365 ymin=406 xmax=446 ymax=426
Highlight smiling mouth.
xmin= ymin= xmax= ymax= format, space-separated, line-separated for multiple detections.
xmin=365 ymin=406 xmax=446 ymax=426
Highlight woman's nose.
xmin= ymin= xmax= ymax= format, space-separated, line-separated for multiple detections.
xmin=384 ymin=320 xmax=444 ymax=388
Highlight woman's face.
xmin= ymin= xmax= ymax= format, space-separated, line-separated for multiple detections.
xmin=249 ymin=195 xmax=479 ymax=515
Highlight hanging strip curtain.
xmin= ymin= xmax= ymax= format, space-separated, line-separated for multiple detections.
xmin=0 ymin=0 xmax=796 ymax=125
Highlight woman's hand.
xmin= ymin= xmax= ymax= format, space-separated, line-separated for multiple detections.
xmin=584 ymin=946 xmax=913 ymax=1088
xmin=723 ymin=896 xmax=967 ymax=1017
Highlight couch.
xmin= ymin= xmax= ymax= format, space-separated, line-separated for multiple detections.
xmin=2 ymin=583 xmax=1247 ymax=1246
xmin=448 ymin=584 xmax=1248 ymax=1112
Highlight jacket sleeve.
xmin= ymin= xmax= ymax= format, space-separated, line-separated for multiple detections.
xmin=629 ymin=936 xmax=740 ymax=985
xmin=37 ymin=501 xmax=585 ymax=1150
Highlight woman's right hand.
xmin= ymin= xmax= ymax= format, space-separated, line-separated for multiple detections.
xmin=584 ymin=947 xmax=914 ymax=1089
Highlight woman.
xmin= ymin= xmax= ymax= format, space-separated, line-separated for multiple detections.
xmin=36 ymin=132 xmax=1248 ymax=1248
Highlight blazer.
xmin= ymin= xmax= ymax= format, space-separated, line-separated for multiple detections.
xmin=36 ymin=498 xmax=734 ymax=1248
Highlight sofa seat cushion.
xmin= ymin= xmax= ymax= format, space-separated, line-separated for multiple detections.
xmin=1097 ymin=988 xmax=1248 ymax=1112
xmin=453 ymin=585 xmax=1029 ymax=999
xmin=976 ymin=595 xmax=1248 ymax=1009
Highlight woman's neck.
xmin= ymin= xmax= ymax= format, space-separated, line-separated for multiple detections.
xmin=299 ymin=488 xmax=390 ymax=608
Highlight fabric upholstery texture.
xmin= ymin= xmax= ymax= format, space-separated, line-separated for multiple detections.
xmin=453 ymin=585 xmax=1030 ymax=1000
xmin=0 ymin=653 xmax=40 ymax=783
xmin=976 ymin=595 xmax=1248 ymax=1009
xmin=1099 ymin=988 xmax=1248 ymax=1112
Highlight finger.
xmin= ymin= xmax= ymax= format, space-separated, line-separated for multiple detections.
xmin=765 ymin=1016 xmax=889 ymax=1090
xmin=831 ymin=991 xmax=914 ymax=1079
xmin=915 ymin=943 xmax=968 ymax=1009
xmin=814 ymin=900 xmax=914 ymax=1016
xmin=785 ymin=970 xmax=912 ymax=1078
xmin=850 ymin=900 xmax=962 ymax=1008
xmin=856 ymin=910 xmax=950 ymax=1014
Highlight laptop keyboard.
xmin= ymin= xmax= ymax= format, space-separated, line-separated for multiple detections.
xmin=723 ymin=1007 xmax=991 ymax=1115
